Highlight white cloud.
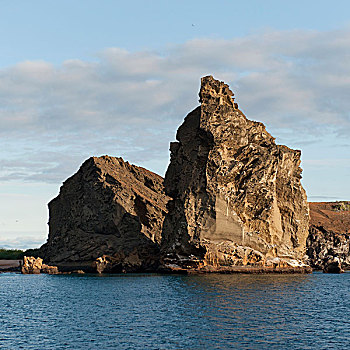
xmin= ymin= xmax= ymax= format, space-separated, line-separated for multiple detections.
xmin=0 ymin=236 xmax=46 ymax=250
xmin=0 ymin=28 xmax=350 ymax=184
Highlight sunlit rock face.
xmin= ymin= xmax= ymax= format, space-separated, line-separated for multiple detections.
xmin=161 ymin=76 xmax=309 ymax=269
xmin=40 ymin=156 xmax=170 ymax=271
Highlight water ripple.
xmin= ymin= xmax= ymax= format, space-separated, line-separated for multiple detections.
xmin=0 ymin=272 xmax=349 ymax=349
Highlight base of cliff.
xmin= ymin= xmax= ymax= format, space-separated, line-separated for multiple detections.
xmin=158 ymin=264 xmax=312 ymax=274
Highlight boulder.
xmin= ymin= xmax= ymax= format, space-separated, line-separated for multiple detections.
xmin=94 ymin=256 xmax=111 ymax=274
xmin=21 ymin=256 xmax=59 ymax=274
xmin=40 ymin=156 xmax=170 ymax=272
xmin=93 ymin=255 xmax=124 ymax=274
xmin=41 ymin=264 xmax=59 ymax=274
xmin=21 ymin=256 xmax=43 ymax=274
xmin=161 ymin=76 xmax=310 ymax=271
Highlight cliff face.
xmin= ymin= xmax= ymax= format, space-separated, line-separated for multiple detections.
xmin=40 ymin=156 xmax=170 ymax=271
xmin=161 ymin=76 xmax=310 ymax=269
xmin=307 ymin=202 xmax=350 ymax=270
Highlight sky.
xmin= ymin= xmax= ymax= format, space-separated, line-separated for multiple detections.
xmin=1 ymin=0 xmax=349 ymax=249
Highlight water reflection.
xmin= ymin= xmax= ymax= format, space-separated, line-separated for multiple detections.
xmin=174 ymin=273 xmax=348 ymax=349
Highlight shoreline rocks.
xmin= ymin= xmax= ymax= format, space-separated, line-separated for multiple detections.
xmin=21 ymin=256 xmax=43 ymax=274
xmin=323 ymin=257 xmax=344 ymax=274
xmin=21 ymin=256 xmax=59 ymax=275
xmin=159 ymin=264 xmax=312 ymax=274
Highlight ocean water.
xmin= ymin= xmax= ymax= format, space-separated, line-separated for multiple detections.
xmin=0 ymin=272 xmax=349 ymax=350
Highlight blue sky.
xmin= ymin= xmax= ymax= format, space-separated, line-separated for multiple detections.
xmin=2 ymin=0 xmax=350 ymax=66
xmin=1 ymin=0 xmax=350 ymax=248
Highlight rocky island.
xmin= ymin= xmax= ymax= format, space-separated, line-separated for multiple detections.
xmin=18 ymin=76 xmax=349 ymax=275
xmin=39 ymin=156 xmax=170 ymax=272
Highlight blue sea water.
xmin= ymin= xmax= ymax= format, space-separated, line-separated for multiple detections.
xmin=0 ymin=272 xmax=349 ymax=350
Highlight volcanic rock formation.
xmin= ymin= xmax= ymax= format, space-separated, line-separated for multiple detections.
xmin=307 ymin=201 xmax=350 ymax=270
xmin=161 ymin=76 xmax=310 ymax=270
xmin=40 ymin=156 xmax=170 ymax=272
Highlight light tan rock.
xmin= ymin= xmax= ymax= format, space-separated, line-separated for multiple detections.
xmin=41 ymin=264 xmax=59 ymax=274
xmin=21 ymin=256 xmax=43 ymax=274
xmin=21 ymin=256 xmax=60 ymax=274
xmin=161 ymin=76 xmax=310 ymax=269
xmin=94 ymin=256 xmax=111 ymax=274
xmin=93 ymin=249 xmax=145 ymax=273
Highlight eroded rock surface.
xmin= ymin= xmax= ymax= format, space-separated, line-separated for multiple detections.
xmin=307 ymin=202 xmax=350 ymax=270
xmin=22 ymin=256 xmax=43 ymax=274
xmin=21 ymin=256 xmax=59 ymax=274
xmin=323 ymin=257 xmax=344 ymax=274
xmin=161 ymin=76 xmax=310 ymax=271
xmin=40 ymin=156 xmax=170 ymax=272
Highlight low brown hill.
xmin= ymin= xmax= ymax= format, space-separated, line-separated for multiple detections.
xmin=309 ymin=201 xmax=350 ymax=234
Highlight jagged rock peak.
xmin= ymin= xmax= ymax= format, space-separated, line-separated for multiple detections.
xmin=161 ymin=76 xmax=309 ymax=271
xmin=199 ymin=75 xmax=238 ymax=109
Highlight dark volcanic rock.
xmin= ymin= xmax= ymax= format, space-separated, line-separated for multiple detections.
xmin=40 ymin=156 xmax=170 ymax=272
xmin=323 ymin=257 xmax=344 ymax=274
xmin=306 ymin=202 xmax=350 ymax=270
xmin=161 ymin=76 xmax=310 ymax=270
